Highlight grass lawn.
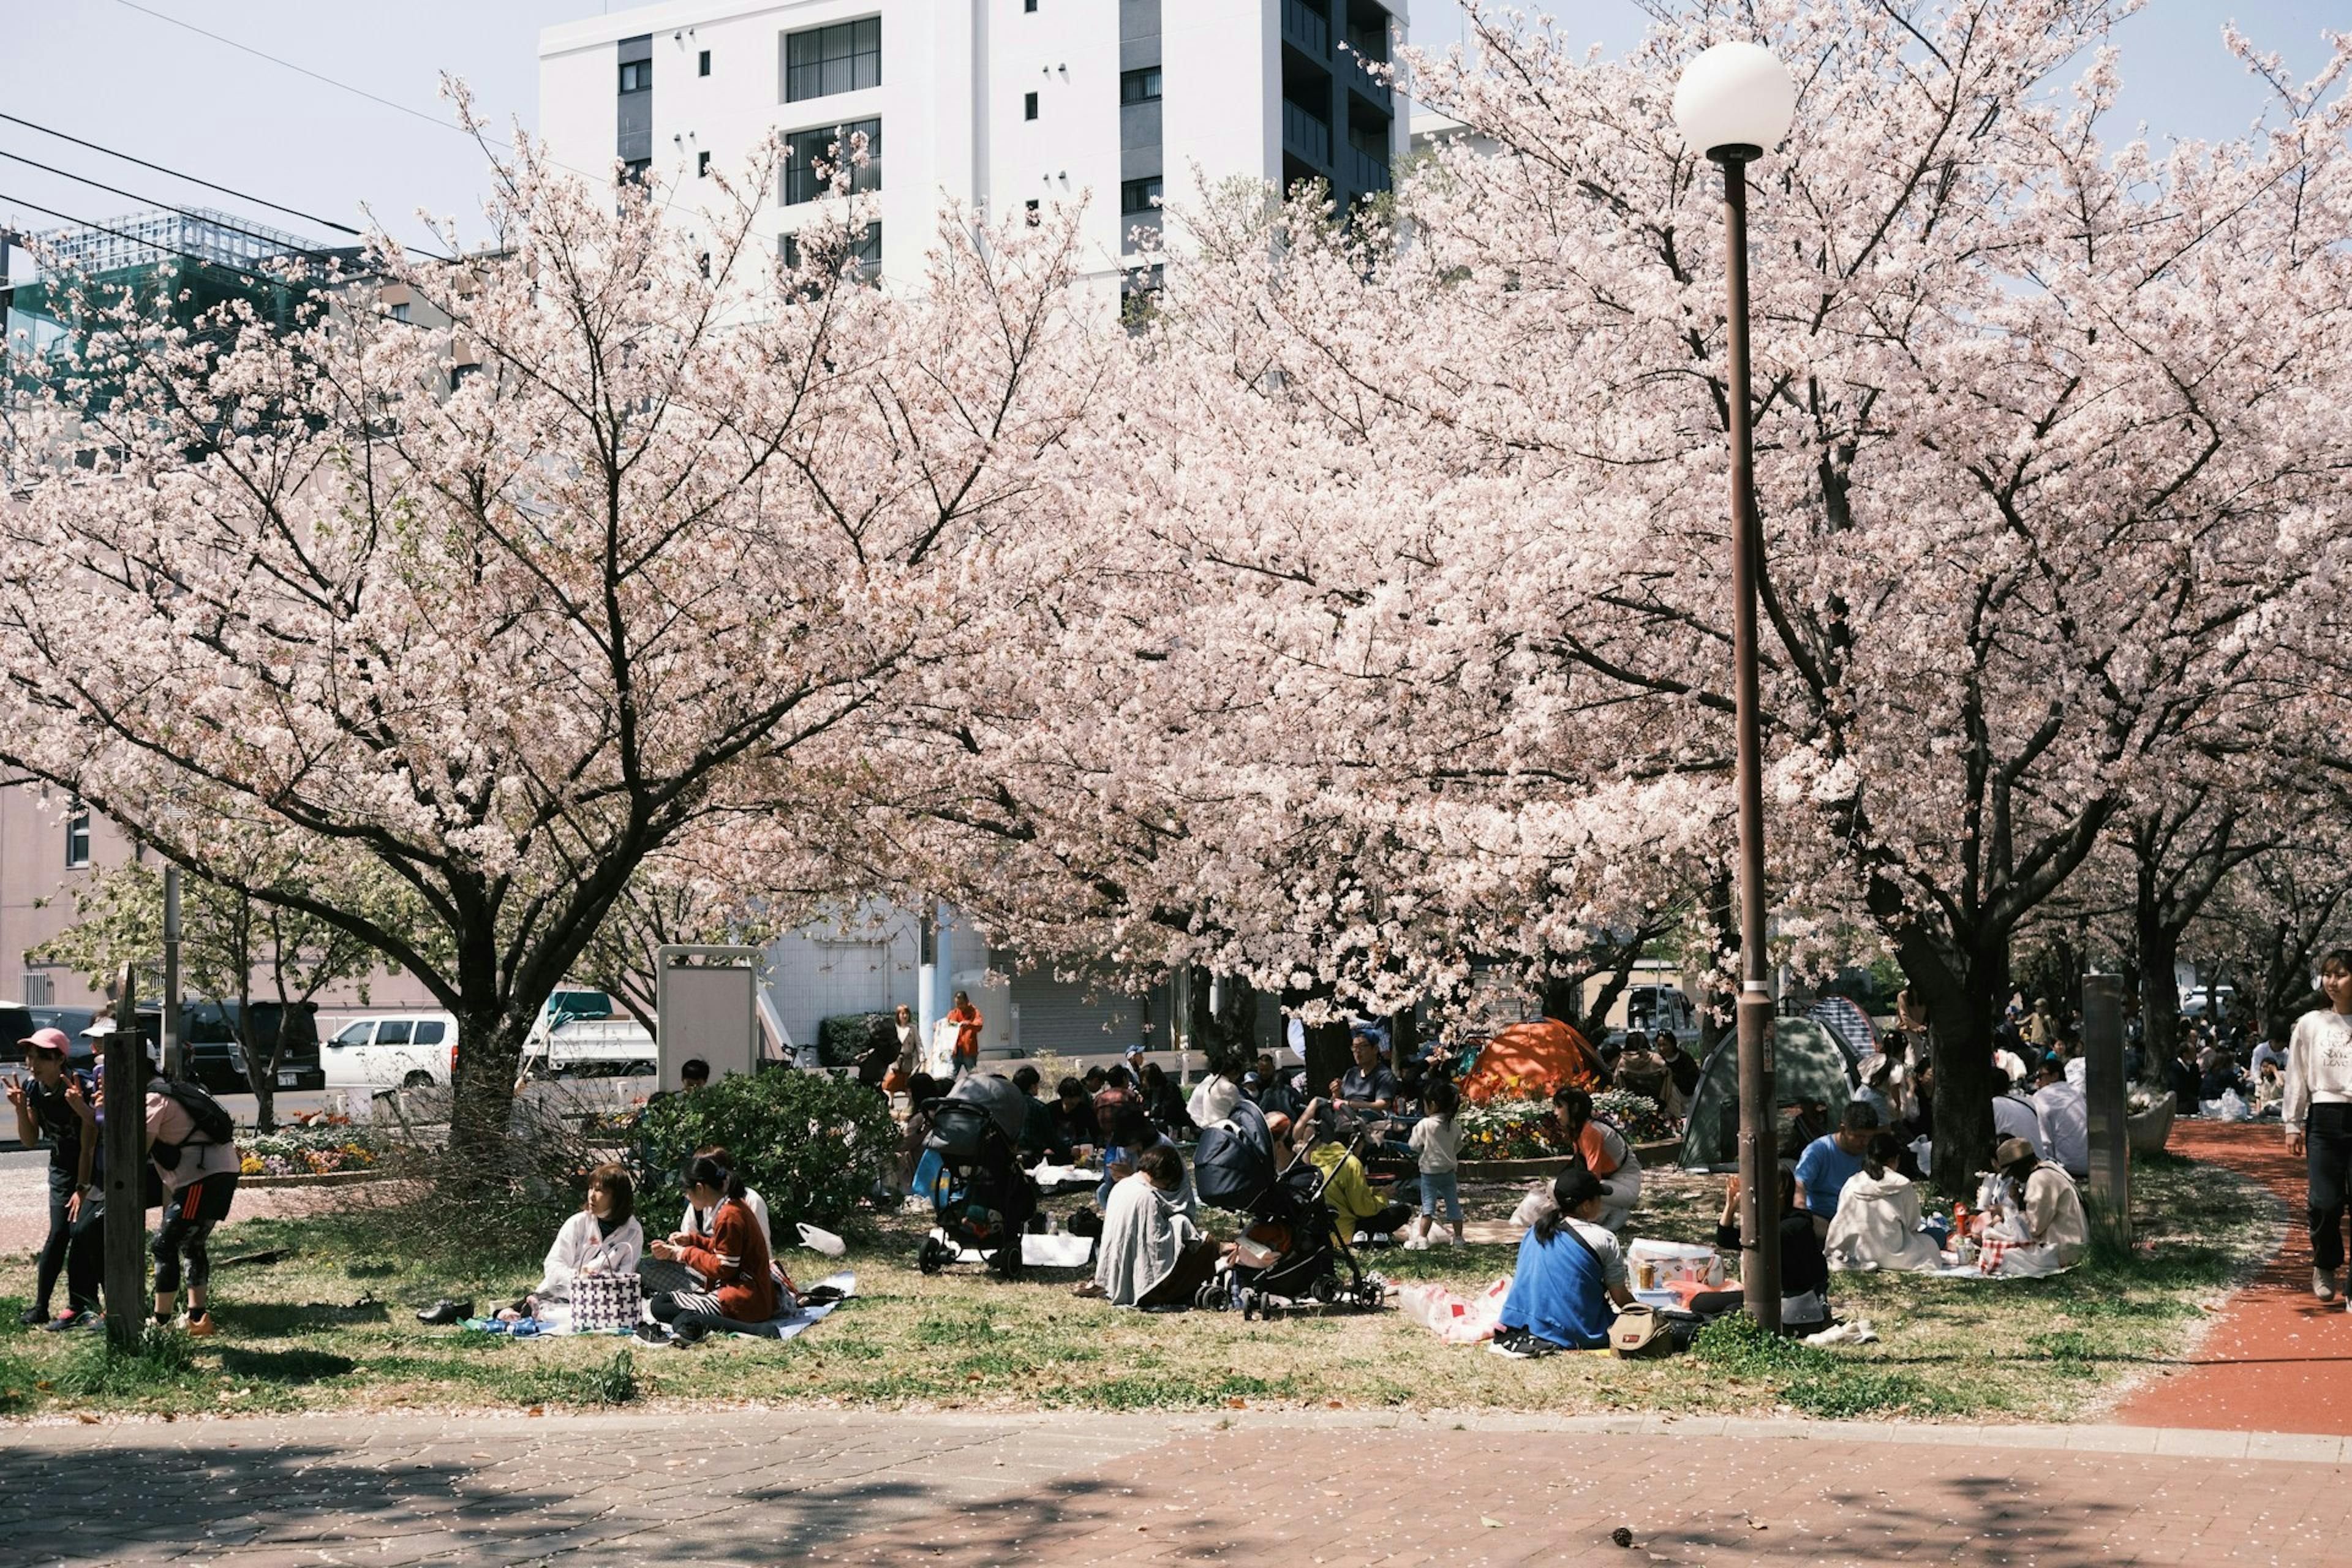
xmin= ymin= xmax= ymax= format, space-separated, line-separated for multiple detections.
xmin=0 ymin=1152 xmax=2269 ymax=1423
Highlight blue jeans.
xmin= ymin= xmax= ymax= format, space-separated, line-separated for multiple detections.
xmin=1419 ymin=1169 xmax=1461 ymax=1227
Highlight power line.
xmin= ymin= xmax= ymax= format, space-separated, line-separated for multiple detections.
xmin=108 ymin=0 xmax=507 ymax=148
xmin=104 ymin=0 xmax=609 ymax=186
xmin=0 ymin=110 xmax=366 ymax=238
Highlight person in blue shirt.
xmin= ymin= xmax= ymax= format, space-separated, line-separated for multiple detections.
xmin=1494 ymin=1168 xmax=1634 ymax=1353
xmin=1793 ymin=1101 xmax=1879 ymax=1237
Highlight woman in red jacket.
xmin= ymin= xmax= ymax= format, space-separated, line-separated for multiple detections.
xmin=646 ymin=1155 xmax=788 ymax=1341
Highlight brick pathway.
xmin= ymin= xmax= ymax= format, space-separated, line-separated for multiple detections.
xmin=2116 ymin=1119 xmax=2352 ymax=1434
xmin=1 ymin=1411 xmax=2344 ymax=1567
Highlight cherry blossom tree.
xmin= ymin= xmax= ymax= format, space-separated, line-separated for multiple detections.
xmin=0 ymin=134 xmax=1103 ymax=1174
xmin=916 ymin=0 xmax=2352 ymax=1189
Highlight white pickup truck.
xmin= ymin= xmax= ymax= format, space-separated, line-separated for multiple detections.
xmin=516 ymin=990 xmax=657 ymax=1079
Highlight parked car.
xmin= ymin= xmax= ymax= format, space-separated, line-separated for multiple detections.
xmin=1624 ymin=984 xmax=1697 ymax=1038
xmin=144 ymin=1001 xmax=325 ymax=1096
xmin=320 ymin=1011 xmax=457 ymax=1091
xmin=0 ymin=1003 xmax=37 ymax=1065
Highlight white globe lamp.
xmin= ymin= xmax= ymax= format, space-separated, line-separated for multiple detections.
xmin=1672 ymin=41 xmax=1796 ymax=162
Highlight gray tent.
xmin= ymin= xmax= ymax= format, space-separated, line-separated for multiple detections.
xmin=1678 ymin=1017 xmax=1859 ymax=1170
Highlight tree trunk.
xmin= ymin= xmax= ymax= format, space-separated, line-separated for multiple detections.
xmin=1187 ymin=969 xmax=1259 ymax=1081
xmin=1696 ymin=870 xmax=1736 ymax=1056
xmin=445 ymin=1009 xmax=527 ymax=1184
xmin=1280 ymin=981 xmax=1351 ymax=1104
xmin=1896 ymin=932 xmax=2002 ymax=1200
xmin=2137 ymin=920 xmax=2180 ymax=1090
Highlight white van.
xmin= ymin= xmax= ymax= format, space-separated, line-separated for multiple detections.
xmin=321 ymin=1012 xmax=457 ymax=1090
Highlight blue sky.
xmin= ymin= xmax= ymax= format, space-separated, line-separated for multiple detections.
xmin=2 ymin=0 xmax=2341 ymax=263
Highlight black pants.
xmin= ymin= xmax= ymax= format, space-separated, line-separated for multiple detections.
xmin=2309 ymin=1103 xmax=2352 ymax=1277
xmin=1352 ymin=1202 xmax=1414 ymax=1242
xmin=153 ymin=1172 xmax=238 ymax=1298
xmin=35 ymin=1164 xmax=75 ymax=1313
xmin=63 ymin=1200 xmax=106 ymax=1313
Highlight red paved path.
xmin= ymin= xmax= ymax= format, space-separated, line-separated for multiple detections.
xmin=2117 ymin=1118 xmax=2352 ymax=1434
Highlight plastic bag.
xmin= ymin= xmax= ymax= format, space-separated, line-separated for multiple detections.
xmin=2215 ymin=1089 xmax=2248 ymax=1123
xmin=796 ymin=1223 xmax=847 ymax=1258
xmin=1398 ymin=1278 xmax=1512 ymax=1345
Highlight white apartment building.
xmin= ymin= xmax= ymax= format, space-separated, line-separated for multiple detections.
xmin=538 ymin=0 xmax=1410 ymax=287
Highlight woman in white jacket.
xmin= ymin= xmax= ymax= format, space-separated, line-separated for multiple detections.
xmin=498 ymin=1164 xmax=643 ymax=1320
xmin=1824 ymin=1133 xmax=1942 ymax=1273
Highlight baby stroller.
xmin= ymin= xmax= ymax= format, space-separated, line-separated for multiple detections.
xmin=1190 ymin=1100 xmax=1384 ymax=1318
xmin=917 ymin=1074 xmax=1040 ymax=1280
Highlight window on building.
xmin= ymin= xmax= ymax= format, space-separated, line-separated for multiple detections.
xmin=784 ymin=17 xmax=881 ymax=102
xmin=623 ymin=156 xmax=652 ymax=185
xmin=619 ymin=59 xmax=651 ymax=94
xmin=698 ymin=149 xmax=712 ymax=177
xmin=698 ymin=48 xmax=712 ymax=77
xmin=1023 ymin=90 xmax=1039 ymax=121
xmin=780 ymin=118 xmax=883 ymax=203
xmin=1120 ymin=67 xmax=1161 ymax=104
xmin=781 ymin=222 xmax=883 ymax=285
xmin=65 ymin=802 xmax=90 ymax=869
xmin=388 ymin=301 xmax=411 ymax=323
xmin=1120 ymin=176 xmax=1163 ymax=214
xmin=21 ymin=971 xmax=53 ymax=1006
xmin=1024 ymin=198 xmax=1041 ymax=226
xmin=1025 ymin=0 xmax=1038 ymax=11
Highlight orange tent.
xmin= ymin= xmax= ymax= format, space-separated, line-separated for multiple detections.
xmin=1458 ymin=1019 xmax=1607 ymax=1103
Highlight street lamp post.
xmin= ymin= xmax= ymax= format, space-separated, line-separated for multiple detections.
xmin=1673 ymin=40 xmax=1796 ymax=1333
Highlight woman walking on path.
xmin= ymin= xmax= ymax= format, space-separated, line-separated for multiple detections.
xmin=2285 ymin=948 xmax=2352 ymax=1303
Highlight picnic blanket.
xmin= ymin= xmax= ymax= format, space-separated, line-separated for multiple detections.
xmin=522 ymin=1271 xmax=861 ymax=1338
xmin=930 ymin=1229 xmax=1096 ymax=1268
xmin=1028 ymin=1163 xmax=1104 ymax=1195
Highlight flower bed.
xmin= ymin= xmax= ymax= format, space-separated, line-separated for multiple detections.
xmin=1455 ymin=1091 xmax=1672 ymax=1161
xmin=239 ymin=1122 xmax=391 ymax=1178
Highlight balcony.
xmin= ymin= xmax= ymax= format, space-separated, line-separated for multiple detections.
xmin=1344 ymin=143 xmax=1390 ymax=194
xmin=1282 ymin=99 xmax=1332 ymax=165
xmin=1282 ymin=0 xmax=1330 ymax=59
xmin=1341 ymin=44 xmax=1390 ymax=105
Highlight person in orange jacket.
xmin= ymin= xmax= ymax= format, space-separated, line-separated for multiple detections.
xmin=646 ymin=1155 xmax=787 ymax=1341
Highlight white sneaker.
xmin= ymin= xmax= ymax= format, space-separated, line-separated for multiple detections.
xmin=1402 ymin=1235 xmax=1426 ymax=1251
xmin=2316 ymin=1267 xmax=2340 ymax=1303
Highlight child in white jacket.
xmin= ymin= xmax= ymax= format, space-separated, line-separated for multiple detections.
xmin=1824 ymin=1133 xmax=1942 ymax=1273
xmin=499 ymin=1164 xmax=643 ymax=1320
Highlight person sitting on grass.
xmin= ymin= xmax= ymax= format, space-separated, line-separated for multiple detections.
xmin=1301 ymin=1101 xmax=1413 ymax=1246
xmin=1793 ymin=1101 xmax=1877 ymax=1237
xmin=1822 ymin=1132 xmax=1942 ymax=1274
xmin=1986 ymin=1136 xmax=2089 ymax=1276
xmin=499 ymin=1163 xmax=643 ymax=1321
xmin=898 ymin=1074 xmax=943 ymax=1195
xmin=645 ymin=1155 xmax=788 ymax=1341
xmin=1047 ymin=1076 xmax=1096 ymax=1163
xmin=1713 ymin=1163 xmax=1831 ymax=1333
xmin=1493 ymin=1169 xmax=1635 ymax=1355
xmin=1518 ymin=1087 xmax=1642 ymax=1234
xmin=1011 ymin=1065 xmax=1061 ymax=1164
xmin=1095 ymin=1098 xmax=1187 ymax=1211
xmin=1079 ymin=1144 xmax=1218 ymax=1307
xmin=1139 ymin=1060 xmax=1195 ymax=1140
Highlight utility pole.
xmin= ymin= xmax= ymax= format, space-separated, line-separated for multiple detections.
xmin=162 ymin=865 xmax=184 ymax=1080
xmin=102 ymin=963 xmax=147 ymax=1349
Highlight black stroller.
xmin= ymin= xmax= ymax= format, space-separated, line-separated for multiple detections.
xmin=916 ymin=1074 xmax=1040 ymax=1280
xmin=1190 ymin=1100 xmax=1384 ymax=1318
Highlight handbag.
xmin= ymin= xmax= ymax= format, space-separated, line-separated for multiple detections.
xmin=881 ymin=1066 xmax=909 ymax=1095
xmin=571 ymin=1269 xmax=643 ymax=1332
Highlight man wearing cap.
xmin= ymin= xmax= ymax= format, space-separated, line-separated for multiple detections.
xmin=6 ymin=1028 xmax=99 ymax=1327
xmin=1989 ymin=1136 xmax=2089 ymax=1275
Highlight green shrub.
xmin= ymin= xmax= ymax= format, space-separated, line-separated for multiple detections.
xmin=636 ymin=1068 xmax=898 ymax=1227
xmin=816 ymin=1012 xmax=889 ymax=1068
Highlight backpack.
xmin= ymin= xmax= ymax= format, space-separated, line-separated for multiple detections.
xmin=151 ymin=1077 xmax=235 ymax=1170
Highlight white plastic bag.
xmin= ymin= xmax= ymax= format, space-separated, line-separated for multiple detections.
xmin=796 ymin=1223 xmax=847 ymax=1258
xmin=1398 ymin=1278 xmax=1512 ymax=1345
xmin=2215 ymin=1088 xmax=2248 ymax=1122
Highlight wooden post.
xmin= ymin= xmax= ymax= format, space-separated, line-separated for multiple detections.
xmin=102 ymin=963 xmax=148 ymax=1349
xmin=2082 ymin=971 xmax=2132 ymax=1246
